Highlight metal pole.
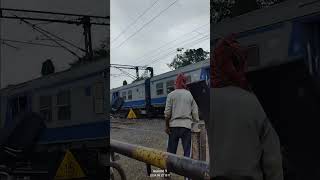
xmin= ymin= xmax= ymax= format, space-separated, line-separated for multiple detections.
xmin=83 ymin=23 xmax=89 ymax=60
xmin=83 ymin=16 xmax=94 ymax=61
xmin=88 ymin=22 xmax=93 ymax=60
xmin=0 ymin=0 xmax=2 ymax=89
xmin=191 ymin=122 xmax=201 ymax=160
xmin=199 ymin=123 xmax=207 ymax=161
xmin=110 ymin=140 xmax=210 ymax=179
xmin=0 ymin=8 xmax=109 ymax=19
xmin=135 ymin=67 xmax=139 ymax=79
xmin=0 ymin=15 xmax=109 ymax=25
xmin=191 ymin=121 xmax=208 ymax=162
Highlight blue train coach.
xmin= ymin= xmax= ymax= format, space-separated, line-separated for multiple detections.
xmin=0 ymin=59 xmax=109 ymax=145
xmin=110 ymin=59 xmax=210 ymax=116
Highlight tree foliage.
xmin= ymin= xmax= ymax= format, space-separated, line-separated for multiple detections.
xmin=211 ymin=0 xmax=287 ymax=23
xmin=168 ymin=48 xmax=209 ymax=70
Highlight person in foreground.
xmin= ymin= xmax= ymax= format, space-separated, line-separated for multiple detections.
xmin=164 ymin=73 xmax=200 ymax=156
xmin=163 ymin=73 xmax=200 ymax=179
xmin=209 ymin=34 xmax=283 ymax=180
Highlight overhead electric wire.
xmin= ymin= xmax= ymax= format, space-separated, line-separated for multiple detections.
xmin=2 ymin=41 xmax=19 ymax=50
xmin=135 ymin=31 xmax=209 ymax=67
xmin=147 ymin=35 xmax=209 ymax=66
xmin=138 ymin=33 xmax=205 ymax=65
xmin=144 ymin=34 xmax=209 ymax=67
xmin=147 ymin=37 xmax=209 ymax=68
xmin=1 ymin=38 xmax=61 ymax=48
xmin=136 ymin=29 xmax=209 ymax=66
xmin=15 ymin=15 xmax=81 ymax=58
xmin=111 ymin=0 xmax=161 ymax=43
xmin=132 ymin=23 xmax=209 ymax=65
xmin=112 ymin=0 xmax=179 ymax=49
xmin=114 ymin=67 xmax=136 ymax=80
xmin=27 ymin=21 xmax=86 ymax=52
xmin=11 ymin=13 xmax=85 ymax=53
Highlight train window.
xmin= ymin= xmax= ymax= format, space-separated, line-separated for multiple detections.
xmin=122 ymin=91 xmax=127 ymax=100
xmin=156 ymin=82 xmax=164 ymax=95
xmin=186 ymin=75 xmax=191 ymax=83
xmin=128 ymin=90 xmax=133 ymax=100
xmin=94 ymin=83 xmax=104 ymax=114
xmin=166 ymin=80 xmax=174 ymax=94
xmin=10 ymin=96 xmax=28 ymax=119
xmin=39 ymin=96 xmax=52 ymax=122
xmin=56 ymin=91 xmax=71 ymax=121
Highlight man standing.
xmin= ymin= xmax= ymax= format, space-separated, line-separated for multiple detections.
xmin=164 ymin=73 xmax=200 ymax=158
xmin=209 ymin=34 xmax=283 ymax=180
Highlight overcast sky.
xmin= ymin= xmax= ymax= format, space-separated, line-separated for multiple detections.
xmin=0 ymin=0 xmax=109 ymax=88
xmin=110 ymin=0 xmax=210 ymax=89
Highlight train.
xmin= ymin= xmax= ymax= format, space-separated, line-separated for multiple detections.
xmin=110 ymin=59 xmax=210 ymax=116
xmin=0 ymin=59 xmax=109 ymax=144
xmin=0 ymin=59 xmax=110 ymax=179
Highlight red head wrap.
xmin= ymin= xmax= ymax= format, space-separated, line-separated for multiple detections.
xmin=175 ymin=73 xmax=187 ymax=89
xmin=211 ymin=33 xmax=250 ymax=91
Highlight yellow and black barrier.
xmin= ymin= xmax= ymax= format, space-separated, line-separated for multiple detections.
xmin=110 ymin=139 xmax=210 ymax=179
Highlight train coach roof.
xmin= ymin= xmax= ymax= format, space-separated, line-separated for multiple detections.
xmin=0 ymin=59 xmax=108 ymax=95
xmin=150 ymin=59 xmax=209 ymax=82
xmin=111 ymin=79 xmax=145 ymax=92
xmin=211 ymin=0 xmax=320 ymax=40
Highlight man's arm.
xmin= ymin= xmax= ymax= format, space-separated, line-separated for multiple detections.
xmin=191 ymin=97 xmax=200 ymax=122
xmin=164 ymin=94 xmax=172 ymax=134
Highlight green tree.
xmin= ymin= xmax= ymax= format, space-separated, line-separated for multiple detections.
xmin=211 ymin=0 xmax=235 ymax=23
xmin=211 ymin=0 xmax=287 ymax=23
xmin=168 ymin=48 xmax=209 ymax=70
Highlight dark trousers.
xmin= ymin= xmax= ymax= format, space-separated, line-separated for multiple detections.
xmin=167 ymin=127 xmax=191 ymax=157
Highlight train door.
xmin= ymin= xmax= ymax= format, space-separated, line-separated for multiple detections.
xmin=289 ymin=17 xmax=320 ymax=100
xmin=298 ymin=19 xmax=320 ymax=93
xmin=112 ymin=91 xmax=119 ymax=102
xmin=144 ymin=78 xmax=151 ymax=113
xmin=305 ymin=23 xmax=320 ymax=77
xmin=290 ymin=16 xmax=320 ymax=77
xmin=200 ymin=67 xmax=210 ymax=86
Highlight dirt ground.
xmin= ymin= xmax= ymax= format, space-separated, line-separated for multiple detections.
xmin=110 ymin=118 xmax=189 ymax=180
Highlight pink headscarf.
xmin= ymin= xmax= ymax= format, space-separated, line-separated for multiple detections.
xmin=175 ymin=73 xmax=187 ymax=89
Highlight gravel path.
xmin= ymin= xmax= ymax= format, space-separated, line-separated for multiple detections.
xmin=111 ymin=118 xmax=186 ymax=180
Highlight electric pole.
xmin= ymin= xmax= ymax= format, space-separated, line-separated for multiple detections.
xmin=0 ymin=8 xmax=109 ymax=61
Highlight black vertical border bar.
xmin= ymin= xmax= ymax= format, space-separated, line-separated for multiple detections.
xmin=104 ymin=0 xmax=110 ymax=178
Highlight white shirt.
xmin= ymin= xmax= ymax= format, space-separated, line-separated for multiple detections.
xmin=164 ymin=89 xmax=200 ymax=129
